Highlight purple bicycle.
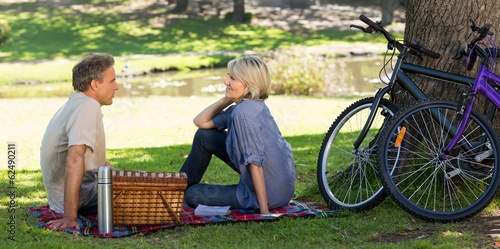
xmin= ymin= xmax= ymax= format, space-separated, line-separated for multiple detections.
xmin=376 ymin=21 xmax=500 ymax=222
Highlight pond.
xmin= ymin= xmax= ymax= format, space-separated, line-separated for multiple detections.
xmin=0 ymin=56 xmax=389 ymax=98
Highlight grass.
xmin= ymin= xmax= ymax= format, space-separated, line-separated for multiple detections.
xmin=1 ymin=96 xmax=500 ymax=248
xmin=0 ymin=0 xmax=400 ymax=86
xmin=0 ymin=1 xmax=389 ymax=62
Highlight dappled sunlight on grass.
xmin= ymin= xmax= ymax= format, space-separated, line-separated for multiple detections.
xmin=442 ymin=231 xmax=463 ymax=238
xmin=0 ymin=2 xmax=399 ymax=63
xmin=0 ymin=170 xmax=47 ymax=211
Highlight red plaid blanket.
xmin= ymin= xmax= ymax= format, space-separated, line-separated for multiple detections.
xmin=26 ymin=201 xmax=337 ymax=238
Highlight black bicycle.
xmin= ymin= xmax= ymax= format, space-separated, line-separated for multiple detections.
xmin=317 ymin=15 xmax=476 ymax=211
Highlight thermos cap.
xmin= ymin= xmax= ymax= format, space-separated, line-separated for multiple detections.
xmin=98 ymin=166 xmax=112 ymax=184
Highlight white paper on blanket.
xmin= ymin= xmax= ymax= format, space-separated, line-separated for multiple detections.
xmin=194 ymin=204 xmax=231 ymax=216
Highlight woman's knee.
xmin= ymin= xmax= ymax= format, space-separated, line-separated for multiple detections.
xmin=194 ymin=128 xmax=222 ymax=141
xmin=193 ymin=129 xmax=226 ymax=149
xmin=184 ymin=184 xmax=207 ymax=208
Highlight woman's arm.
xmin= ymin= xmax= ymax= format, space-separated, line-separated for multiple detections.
xmin=249 ymin=163 xmax=269 ymax=214
xmin=193 ymin=97 xmax=233 ymax=129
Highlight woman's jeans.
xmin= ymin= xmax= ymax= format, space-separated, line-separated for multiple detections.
xmin=180 ymin=129 xmax=243 ymax=209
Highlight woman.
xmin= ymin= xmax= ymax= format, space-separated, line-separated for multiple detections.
xmin=180 ymin=56 xmax=295 ymax=214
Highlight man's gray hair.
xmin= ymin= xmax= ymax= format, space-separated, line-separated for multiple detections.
xmin=72 ymin=53 xmax=115 ymax=92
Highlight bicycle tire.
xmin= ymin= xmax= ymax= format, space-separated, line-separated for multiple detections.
xmin=377 ymin=98 xmax=500 ymax=222
xmin=317 ymin=97 xmax=397 ymax=211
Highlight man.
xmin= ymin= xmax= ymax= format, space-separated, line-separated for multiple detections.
xmin=40 ymin=53 xmax=119 ymax=229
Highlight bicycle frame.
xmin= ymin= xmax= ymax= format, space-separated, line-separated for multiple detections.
xmin=444 ymin=64 xmax=500 ymax=156
xmin=353 ymin=47 xmax=475 ymax=149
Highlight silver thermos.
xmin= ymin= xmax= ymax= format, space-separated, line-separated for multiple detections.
xmin=97 ymin=166 xmax=113 ymax=234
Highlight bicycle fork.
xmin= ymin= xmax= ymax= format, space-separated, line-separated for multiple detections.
xmin=352 ymin=49 xmax=410 ymax=151
xmin=352 ymin=86 xmax=391 ymax=151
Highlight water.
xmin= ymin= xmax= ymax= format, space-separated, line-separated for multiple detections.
xmin=1 ymin=56 xmax=389 ymax=98
xmin=116 ymin=56 xmax=388 ymax=98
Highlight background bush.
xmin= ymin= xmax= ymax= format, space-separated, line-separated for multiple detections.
xmin=264 ymin=47 xmax=357 ymax=96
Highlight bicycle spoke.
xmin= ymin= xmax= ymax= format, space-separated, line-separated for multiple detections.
xmin=378 ymin=99 xmax=500 ymax=221
xmin=318 ymin=98 xmax=397 ymax=211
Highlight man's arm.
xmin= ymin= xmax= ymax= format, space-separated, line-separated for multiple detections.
xmin=47 ymin=144 xmax=87 ymax=229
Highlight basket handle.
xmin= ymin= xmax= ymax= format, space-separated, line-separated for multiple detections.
xmin=113 ymin=190 xmax=125 ymax=205
xmin=158 ymin=192 xmax=182 ymax=223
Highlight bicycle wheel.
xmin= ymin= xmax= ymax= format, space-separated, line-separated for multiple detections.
xmin=317 ymin=97 xmax=397 ymax=211
xmin=377 ymin=98 xmax=500 ymax=222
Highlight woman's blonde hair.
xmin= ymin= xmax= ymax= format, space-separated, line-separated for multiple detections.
xmin=228 ymin=56 xmax=271 ymax=100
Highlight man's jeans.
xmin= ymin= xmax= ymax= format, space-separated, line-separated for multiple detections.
xmin=78 ymin=193 xmax=98 ymax=215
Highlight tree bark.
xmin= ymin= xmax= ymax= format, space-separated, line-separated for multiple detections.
xmin=395 ymin=0 xmax=500 ymax=127
xmin=233 ymin=0 xmax=245 ymax=22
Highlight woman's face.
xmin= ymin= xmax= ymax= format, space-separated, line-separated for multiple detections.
xmin=224 ymin=73 xmax=248 ymax=102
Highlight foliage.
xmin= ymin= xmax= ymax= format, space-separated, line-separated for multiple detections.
xmin=263 ymin=48 xmax=384 ymax=96
xmin=266 ymin=48 xmax=328 ymax=95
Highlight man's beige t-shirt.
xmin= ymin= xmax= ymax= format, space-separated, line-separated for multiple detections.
xmin=40 ymin=91 xmax=106 ymax=214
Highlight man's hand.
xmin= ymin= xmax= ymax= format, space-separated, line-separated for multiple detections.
xmin=47 ymin=216 xmax=80 ymax=230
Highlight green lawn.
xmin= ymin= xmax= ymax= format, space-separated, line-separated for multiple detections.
xmin=1 ymin=96 xmax=499 ymax=248
xmin=0 ymin=0 xmax=390 ymax=63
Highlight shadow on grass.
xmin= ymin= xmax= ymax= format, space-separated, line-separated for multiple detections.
xmin=0 ymin=1 xmax=384 ymax=62
xmin=107 ymin=133 xmax=326 ymax=201
xmin=6 ymin=131 xmax=499 ymax=247
xmin=1 ymin=133 xmax=327 ymax=210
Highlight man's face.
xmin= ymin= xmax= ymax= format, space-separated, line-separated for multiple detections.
xmin=94 ymin=67 xmax=119 ymax=106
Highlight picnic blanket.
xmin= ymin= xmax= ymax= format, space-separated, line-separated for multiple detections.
xmin=26 ymin=201 xmax=338 ymax=238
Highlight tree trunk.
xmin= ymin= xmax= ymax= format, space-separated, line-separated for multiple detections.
xmin=233 ymin=0 xmax=245 ymax=22
xmin=173 ymin=0 xmax=188 ymax=13
xmin=395 ymin=0 xmax=500 ymax=127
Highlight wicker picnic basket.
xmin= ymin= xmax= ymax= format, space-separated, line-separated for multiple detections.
xmin=111 ymin=170 xmax=188 ymax=225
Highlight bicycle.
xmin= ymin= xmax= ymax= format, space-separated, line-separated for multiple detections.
xmin=317 ymin=15 xmax=481 ymax=211
xmin=376 ymin=21 xmax=500 ymax=222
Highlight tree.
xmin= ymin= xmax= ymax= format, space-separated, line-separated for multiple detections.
xmin=232 ymin=0 xmax=245 ymax=22
xmin=173 ymin=0 xmax=188 ymax=13
xmin=394 ymin=0 xmax=500 ymax=127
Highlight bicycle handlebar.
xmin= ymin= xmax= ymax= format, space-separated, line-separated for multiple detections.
xmin=466 ymin=22 xmax=493 ymax=70
xmin=354 ymin=15 xmax=496 ymax=70
xmin=353 ymin=15 xmax=441 ymax=59
xmin=472 ymin=23 xmax=492 ymax=42
xmin=358 ymin=15 xmax=394 ymax=43
xmin=407 ymin=43 xmax=441 ymax=59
